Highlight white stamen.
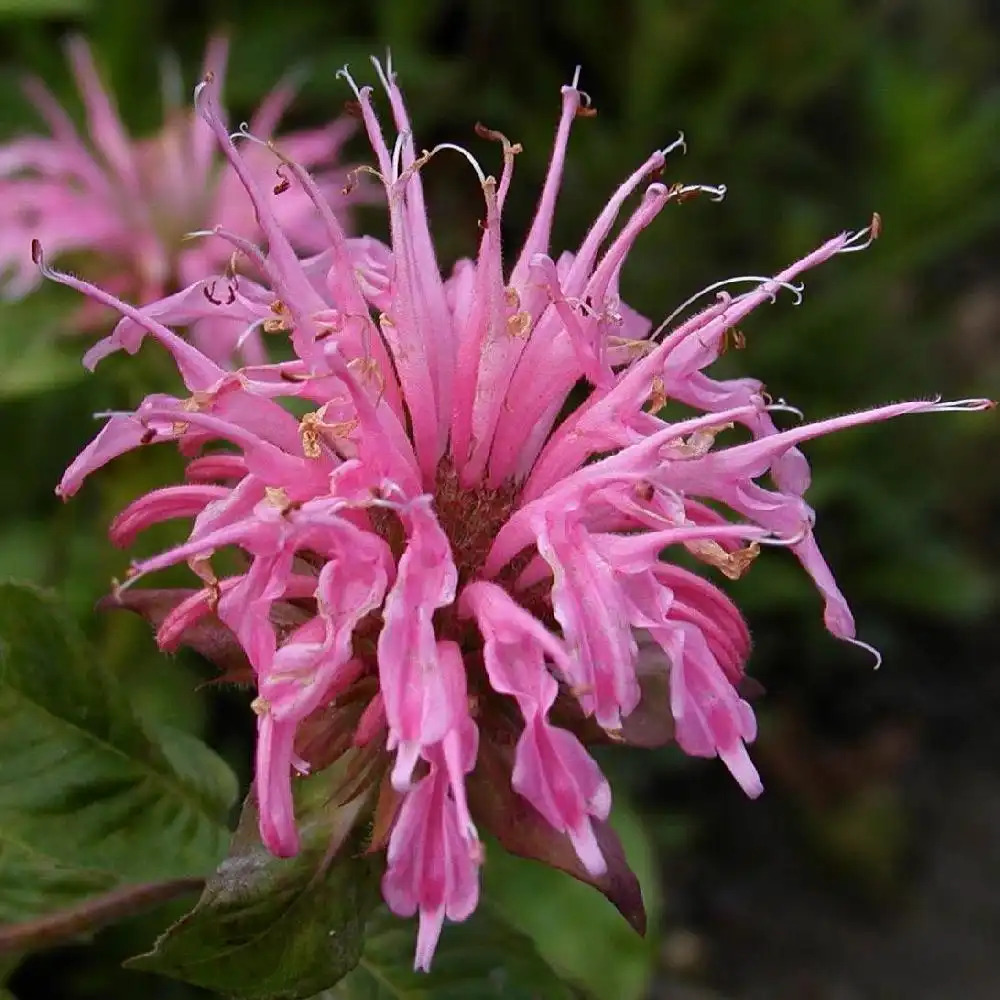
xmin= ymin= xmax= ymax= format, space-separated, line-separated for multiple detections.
xmin=235 ymin=319 xmax=267 ymax=352
xmin=837 ymin=213 xmax=882 ymax=253
xmin=766 ymin=399 xmax=805 ymax=421
xmin=844 ymin=635 xmax=883 ymax=670
xmin=92 ymin=410 xmax=136 ymax=420
xmin=390 ymin=129 xmax=410 ymax=182
xmin=660 ymin=132 xmax=687 ymax=157
xmin=933 ymin=397 xmax=996 ymax=412
xmin=654 ymin=276 xmax=806 ymax=340
xmin=370 ymin=53 xmax=394 ymax=96
xmin=336 ymin=65 xmax=364 ymax=101
xmin=570 ymin=65 xmax=582 ymax=90
xmin=757 ymin=522 xmax=811 ymax=547
xmin=228 ymin=122 xmax=272 ymax=151
xmin=428 ymin=142 xmax=488 ymax=186
xmin=674 ymin=182 xmax=727 ymax=202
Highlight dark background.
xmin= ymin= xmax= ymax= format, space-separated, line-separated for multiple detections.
xmin=1 ymin=0 xmax=999 ymax=997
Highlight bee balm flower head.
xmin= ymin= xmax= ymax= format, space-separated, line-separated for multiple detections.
xmin=52 ymin=58 xmax=993 ymax=970
xmin=1 ymin=36 xmax=365 ymax=364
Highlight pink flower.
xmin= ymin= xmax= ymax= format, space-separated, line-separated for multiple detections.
xmin=0 ymin=35 xmax=367 ymax=365
xmin=53 ymin=60 xmax=992 ymax=968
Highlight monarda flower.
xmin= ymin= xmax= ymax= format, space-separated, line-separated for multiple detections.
xmin=52 ymin=60 xmax=991 ymax=970
xmin=0 ymin=35 xmax=365 ymax=365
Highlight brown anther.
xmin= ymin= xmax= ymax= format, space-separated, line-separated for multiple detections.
xmin=348 ymin=356 xmax=385 ymax=392
xmin=250 ymin=696 xmax=270 ymax=716
xmin=263 ymin=299 xmax=291 ymax=334
xmin=280 ymin=370 xmax=310 ymax=382
xmin=668 ymin=183 xmax=701 ymax=203
xmin=299 ymin=411 xmax=324 ymax=459
xmin=504 ymin=286 xmax=520 ymax=310
xmin=604 ymin=728 xmax=626 ymax=744
xmin=190 ymin=556 xmax=218 ymax=588
xmin=474 ymin=122 xmax=503 ymax=142
xmin=140 ymin=428 xmax=157 ymax=445
xmin=635 ymin=481 xmax=655 ymax=502
xmin=273 ymin=165 xmax=291 ymax=195
xmin=674 ymin=422 xmax=732 ymax=459
xmin=265 ymin=486 xmax=290 ymax=509
xmin=720 ymin=327 xmax=746 ymax=354
xmin=184 ymin=392 xmax=213 ymax=412
xmin=648 ymin=375 xmax=668 ymax=412
xmin=203 ymin=283 xmax=223 ymax=306
xmin=575 ymin=105 xmax=598 ymax=119
xmin=689 ymin=539 xmax=761 ymax=581
xmin=506 ymin=311 xmax=531 ymax=337
xmin=344 ymin=99 xmax=363 ymax=118
xmin=870 ymin=211 xmax=882 ymax=239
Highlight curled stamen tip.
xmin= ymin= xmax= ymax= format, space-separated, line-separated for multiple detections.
xmin=934 ymin=397 xmax=997 ymax=412
xmin=661 ymin=131 xmax=687 ymax=157
xmin=758 ymin=522 xmax=811 ymax=547
xmin=336 ymin=64 xmax=364 ymax=100
xmin=839 ymin=211 xmax=884 ymax=253
xmin=845 ymin=635 xmax=883 ymax=670
xmin=766 ymin=399 xmax=806 ymax=421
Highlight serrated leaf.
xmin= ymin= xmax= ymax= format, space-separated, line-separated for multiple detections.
xmin=0 ymin=838 xmax=114 ymax=926
xmin=0 ymin=582 xmax=236 ymax=929
xmin=325 ymin=903 xmax=577 ymax=1000
xmin=128 ymin=755 xmax=381 ymax=999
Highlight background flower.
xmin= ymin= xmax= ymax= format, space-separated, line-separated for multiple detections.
xmin=0 ymin=34 xmax=368 ymax=364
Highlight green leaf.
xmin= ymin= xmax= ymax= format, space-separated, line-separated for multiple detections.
xmin=0 ymin=0 xmax=88 ymax=15
xmin=326 ymin=903 xmax=577 ymax=1000
xmin=0 ymin=299 xmax=86 ymax=399
xmin=128 ymin=755 xmax=381 ymax=999
xmin=0 ymin=582 xmax=236 ymax=928
xmin=483 ymin=800 xmax=661 ymax=1000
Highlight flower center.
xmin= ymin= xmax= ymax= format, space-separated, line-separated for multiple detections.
xmin=431 ymin=459 xmax=521 ymax=588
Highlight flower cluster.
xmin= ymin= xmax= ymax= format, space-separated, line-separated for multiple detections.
xmin=1 ymin=36 xmax=363 ymax=364
xmin=52 ymin=58 xmax=991 ymax=969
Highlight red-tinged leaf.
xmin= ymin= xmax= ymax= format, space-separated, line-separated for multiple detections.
xmin=100 ymin=588 xmax=312 ymax=684
xmin=468 ymin=735 xmax=647 ymax=935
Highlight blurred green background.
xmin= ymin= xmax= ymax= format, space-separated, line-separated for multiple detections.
xmin=0 ymin=0 xmax=998 ymax=997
